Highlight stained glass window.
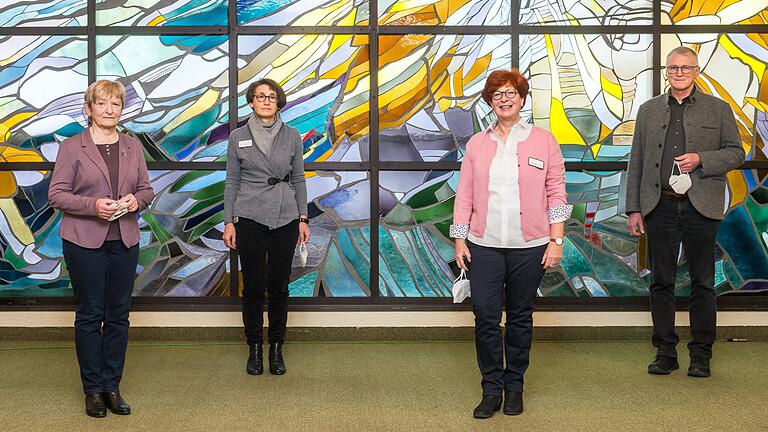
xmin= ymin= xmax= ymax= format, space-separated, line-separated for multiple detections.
xmin=2 ymin=1 xmax=768 ymax=299
xmin=96 ymin=35 xmax=230 ymax=162
xmin=0 ymin=35 xmax=88 ymax=156
xmin=662 ymin=0 xmax=768 ymax=25
xmin=96 ymin=0 xmax=228 ymax=26
xmin=264 ymin=170 xmax=372 ymax=297
xmin=378 ymin=0 xmax=512 ymax=26
xmin=0 ymin=1 xmax=88 ymax=27
xmin=379 ymin=170 xmax=455 ymax=297
xmin=238 ymin=35 xmax=370 ymax=162
xmin=238 ymin=0 xmax=368 ymax=26
xmin=522 ymin=33 xmax=654 ymax=162
xmin=521 ymin=0 xmax=652 ymax=26
xmin=378 ymin=34 xmax=511 ymax=161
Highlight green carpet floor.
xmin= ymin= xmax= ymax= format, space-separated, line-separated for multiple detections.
xmin=0 ymin=340 xmax=765 ymax=431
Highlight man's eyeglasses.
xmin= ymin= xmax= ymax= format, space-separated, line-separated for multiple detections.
xmin=255 ymin=94 xmax=278 ymax=103
xmin=492 ymin=89 xmax=518 ymax=100
xmin=665 ymin=65 xmax=699 ymax=75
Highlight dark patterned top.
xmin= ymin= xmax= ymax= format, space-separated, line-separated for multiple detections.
xmin=96 ymin=140 xmax=121 ymax=241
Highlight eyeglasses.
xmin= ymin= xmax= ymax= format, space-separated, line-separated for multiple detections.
xmin=255 ymin=94 xmax=278 ymax=103
xmin=665 ymin=65 xmax=699 ymax=75
xmin=491 ymin=89 xmax=518 ymax=100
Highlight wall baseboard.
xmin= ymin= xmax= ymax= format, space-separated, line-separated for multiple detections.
xmin=1 ymin=326 xmax=767 ymax=342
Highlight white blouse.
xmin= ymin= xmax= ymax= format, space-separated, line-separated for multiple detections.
xmin=467 ymin=120 xmax=551 ymax=249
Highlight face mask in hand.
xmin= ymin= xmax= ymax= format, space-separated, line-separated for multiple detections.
xmin=669 ymin=161 xmax=692 ymax=195
xmin=298 ymin=243 xmax=308 ymax=267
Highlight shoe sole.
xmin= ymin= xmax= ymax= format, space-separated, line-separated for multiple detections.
xmin=503 ymin=408 xmax=523 ymax=416
xmin=86 ymin=411 xmax=107 ymax=418
xmin=473 ymin=402 xmax=502 ymax=419
xmin=247 ymin=369 xmax=264 ymax=375
xmin=108 ymin=409 xmax=131 ymax=415
xmin=648 ymin=364 xmax=679 ymax=375
xmin=687 ymin=370 xmax=711 ymax=378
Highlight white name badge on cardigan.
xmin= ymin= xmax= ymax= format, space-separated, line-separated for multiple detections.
xmin=238 ymin=140 xmax=253 ymax=148
xmin=528 ymin=157 xmax=544 ymax=169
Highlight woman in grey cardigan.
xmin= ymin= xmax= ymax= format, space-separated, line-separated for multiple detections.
xmin=223 ymin=78 xmax=310 ymax=376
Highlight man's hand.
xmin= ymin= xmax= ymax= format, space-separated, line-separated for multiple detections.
xmin=674 ymin=153 xmax=701 ymax=173
xmin=627 ymin=212 xmax=645 ymax=237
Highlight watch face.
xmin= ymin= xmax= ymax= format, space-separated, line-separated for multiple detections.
xmin=554 ymin=237 xmax=563 ymax=245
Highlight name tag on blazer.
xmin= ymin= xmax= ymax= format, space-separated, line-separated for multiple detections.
xmin=238 ymin=140 xmax=253 ymax=148
xmin=528 ymin=157 xmax=544 ymax=170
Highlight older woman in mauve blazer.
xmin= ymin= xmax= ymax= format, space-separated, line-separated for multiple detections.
xmin=48 ymin=80 xmax=153 ymax=418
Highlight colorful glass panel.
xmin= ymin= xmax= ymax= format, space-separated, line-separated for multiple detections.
xmin=0 ymin=1 xmax=87 ymax=27
xmin=238 ymin=0 xmax=367 ymax=26
xmin=96 ymin=35 xmax=230 ymax=162
xmin=378 ymin=0 xmax=511 ymax=26
xmin=378 ymin=34 xmax=512 ymax=161
xmin=238 ymin=35 xmax=370 ymax=162
xmin=521 ymin=0 xmax=652 ymax=26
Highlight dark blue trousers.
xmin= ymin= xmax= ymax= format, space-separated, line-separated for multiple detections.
xmin=645 ymin=194 xmax=721 ymax=358
xmin=63 ymin=239 xmax=138 ymax=394
xmin=468 ymin=242 xmax=547 ymax=395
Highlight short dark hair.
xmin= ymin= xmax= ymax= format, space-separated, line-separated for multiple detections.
xmin=246 ymin=78 xmax=287 ymax=109
xmin=481 ymin=69 xmax=530 ymax=106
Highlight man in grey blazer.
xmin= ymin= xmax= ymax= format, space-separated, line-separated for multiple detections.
xmin=626 ymin=47 xmax=745 ymax=378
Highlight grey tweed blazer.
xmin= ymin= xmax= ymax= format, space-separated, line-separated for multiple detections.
xmin=625 ymin=88 xmax=745 ymax=220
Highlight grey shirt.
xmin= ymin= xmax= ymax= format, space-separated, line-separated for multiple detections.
xmin=224 ymin=122 xmax=308 ymax=229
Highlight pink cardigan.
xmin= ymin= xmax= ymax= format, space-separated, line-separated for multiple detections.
xmin=451 ymin=126 xmax=571 ymax=241
xmin=48 ymin=131 xmax=154 ymax=249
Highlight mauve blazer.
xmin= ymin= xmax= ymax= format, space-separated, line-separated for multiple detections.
xmin=48 ymin=130 xmax=154 ymax=249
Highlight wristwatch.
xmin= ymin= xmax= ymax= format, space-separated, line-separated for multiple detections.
xmin=550 ymin=237 xmax=564 ymax=245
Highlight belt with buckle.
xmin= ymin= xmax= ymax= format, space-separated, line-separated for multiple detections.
xmin=661 ymin=189 xmax=686 ymax=199
xmin=267 ymin=174 xmax=290 ymax=186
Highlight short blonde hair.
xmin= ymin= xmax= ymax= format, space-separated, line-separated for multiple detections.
xmin=84 ymin=79 xmax=125 ymax=108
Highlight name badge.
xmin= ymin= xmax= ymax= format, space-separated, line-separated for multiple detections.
xmin=238 ymin=140 xmax=253 ymax=148
xmin=528 ymin=157 xmax=544 ymax=170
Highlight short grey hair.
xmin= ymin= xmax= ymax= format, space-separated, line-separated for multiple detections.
xmin=666 ymin=46 xmax=698 ymax=65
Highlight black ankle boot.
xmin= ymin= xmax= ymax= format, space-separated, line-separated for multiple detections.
xmin=247 ymin=343 xmax=263 ymax=375
xmin=85 ymin=393 xmax=107 ymax=418
xmin=269 ymin=342 xmax=286 ymax=375
xmin=102 ymin=390 xmax=131 ymax=415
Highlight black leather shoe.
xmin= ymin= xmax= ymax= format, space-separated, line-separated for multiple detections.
xmin=269 ymin=342 xmax=286 ymax=375
xmin=102 ymin=390 xmax=131 ymax=415
xmin=85 ymin=393 xmax=107 ymax=418
xmin=688 ymin=355 xmax=711 ymax=378
xmin=503 ymin=391 xmax=523 ymax=416
xmin=247 ymin=343 xmax=263 ymax=375
xmin=472 ymin=395 xmax=502 ymax=419
xmin=648 ymin=355 xmax=679 ymax=375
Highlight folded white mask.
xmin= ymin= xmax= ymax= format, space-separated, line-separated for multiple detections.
xmin=452 ymin=269 xmax=471 ymax=303
xmin=298 ymin=243 xmax=308 ymax=267
xmin=669 ymin=161 xmax=692 ymax=195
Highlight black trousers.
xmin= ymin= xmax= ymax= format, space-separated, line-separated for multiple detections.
xmin=468 ymin=242 xmax=548 ymax=395
xmin=236 ymin=218 xmax=299 ymax=345
xmin=62 ymin=239 xmax=138 ymax=394
xmin=645 ymin=195 xmax=721 ymax=358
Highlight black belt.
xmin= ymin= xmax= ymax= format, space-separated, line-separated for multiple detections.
xmin=661 ymin=189 xmax=687 ymax=199
xmin=267 ymin=174 xmax=290 ymax=186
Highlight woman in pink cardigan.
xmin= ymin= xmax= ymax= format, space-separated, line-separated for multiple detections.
xmin=451 ymin=70 xmax=572 ymax=419
xmin=48 ymin=80 xmax=154 ymax=418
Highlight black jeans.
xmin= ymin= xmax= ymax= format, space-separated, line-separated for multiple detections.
xmin=468 ymin=242 xmax=548 ymax=395
xmin=236 ymin=218 xmax=299 ymax=345
xmin=62 ymin=239 xmax=138 ymax=394
xmin=645 ymin=195 xmax=721 ymax=358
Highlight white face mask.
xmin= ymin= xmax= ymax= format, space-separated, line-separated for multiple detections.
xmin=298 ymin=242 xmax=308 ymax=267
xmin=669 ymin=161 xmax=692 ymax=195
